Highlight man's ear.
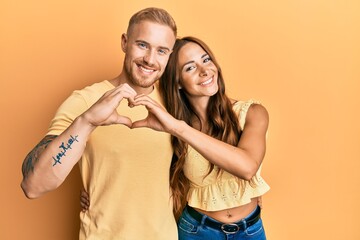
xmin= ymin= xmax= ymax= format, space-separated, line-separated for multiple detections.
xmin=121 ymin=33 xmax=127 ymax=53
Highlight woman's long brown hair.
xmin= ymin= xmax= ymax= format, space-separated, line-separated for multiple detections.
xmin=159 ymin=37 xmax=242 ymax=220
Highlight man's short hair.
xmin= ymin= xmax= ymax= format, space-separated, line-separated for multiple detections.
xmin=127 ymin=7 xmax=177 ymax=37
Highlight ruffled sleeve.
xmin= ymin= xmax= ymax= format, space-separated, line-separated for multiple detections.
xmin=233 ymin=99 xmax=261 ymax=130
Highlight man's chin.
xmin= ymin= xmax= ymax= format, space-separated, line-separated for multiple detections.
xmin=133 ymin=77 xmax=158 ymax=88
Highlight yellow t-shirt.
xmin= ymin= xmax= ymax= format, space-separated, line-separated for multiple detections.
xmin=183 ymin=100 xmax=270 ymax=211
xmin=47 ymin=80 xmax=177 ymax=240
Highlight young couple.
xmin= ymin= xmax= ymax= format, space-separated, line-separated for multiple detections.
xmin=21 ymin=7 xmax=269 ymax=240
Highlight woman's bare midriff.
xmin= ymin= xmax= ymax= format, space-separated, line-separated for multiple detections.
xmin=194 ymin=197 xmax=259 ymax=224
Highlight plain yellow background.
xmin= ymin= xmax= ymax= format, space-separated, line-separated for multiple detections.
xmin=1 ymin=0 xmax=359 ymax=239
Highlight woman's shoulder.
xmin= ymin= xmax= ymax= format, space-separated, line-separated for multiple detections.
xmin=231 ymin=99 xmax=268 ymax=129
xmin=231 ymin=99 xmax=263 ymax=112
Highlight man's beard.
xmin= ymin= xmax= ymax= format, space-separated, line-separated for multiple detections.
xmin=124 ymin=62 xmax=159 ymax=88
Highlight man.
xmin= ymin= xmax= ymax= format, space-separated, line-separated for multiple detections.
xmin=21 ymin=7 xmax=178 ymax=239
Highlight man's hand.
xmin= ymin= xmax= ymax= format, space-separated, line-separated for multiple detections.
xmin=82 ymin=83 xmax=137 ymax=128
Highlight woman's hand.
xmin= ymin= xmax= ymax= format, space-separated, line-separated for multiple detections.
xmin=130 ymin=94 xmax=180 ymax=134
xmin=80 ymin=189 xmax=90 ymax=212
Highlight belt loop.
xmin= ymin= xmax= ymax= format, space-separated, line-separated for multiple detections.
xmin=240 ymin=218 xmax=247 ymax=229
xmin=200 ymin=214 xmax=207 ymax=225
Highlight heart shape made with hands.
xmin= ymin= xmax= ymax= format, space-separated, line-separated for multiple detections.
xmin=90 ymin=88 xmax=167 ymax=132
xmin=116 ymin=97 xmax=158 ymax=130
xmin=124 ymin=95 xmax=169 ymax=132
xmin=115 ymin=100 xmax=147 ymax=128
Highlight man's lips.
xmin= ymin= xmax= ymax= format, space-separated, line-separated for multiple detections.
xmin=137 ymin=64 xmax=156 ymax=74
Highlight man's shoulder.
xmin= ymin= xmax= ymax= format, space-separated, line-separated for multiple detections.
xmin=73 ymin=80 xmax=113 ymax=100
xmin=78 ymin=80 xmax=113 ymax=94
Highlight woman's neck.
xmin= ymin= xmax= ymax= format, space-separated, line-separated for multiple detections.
xmin=188 ymin=97 xmax=210 ymax=132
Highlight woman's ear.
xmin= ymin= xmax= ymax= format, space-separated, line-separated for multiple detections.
xmin=121 ymin=33 xmax=128 ymax=53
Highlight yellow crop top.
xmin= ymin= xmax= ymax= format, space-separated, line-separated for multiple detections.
xmin=183 ymin=100 xmax=270 ymax=211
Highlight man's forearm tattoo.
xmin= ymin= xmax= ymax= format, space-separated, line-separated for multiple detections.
xmin=52 ymin=135 xmax=79 ymax=166
xmin=22 ymin=135 xmax=57 ymax=179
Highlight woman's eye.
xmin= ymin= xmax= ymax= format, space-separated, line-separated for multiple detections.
xmin=204 ymin=57 xmax=211 ymax=63
xmin=185 ymin=66 xmax=195 ymax=72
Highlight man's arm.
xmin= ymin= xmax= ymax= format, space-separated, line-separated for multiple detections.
xmin=20 ymin=83 xmax=137 ymax=199
xmin=21 ymin=135 xmax=57 ymax=180
xmin=20 ymin=116 xmax=95 ymax=199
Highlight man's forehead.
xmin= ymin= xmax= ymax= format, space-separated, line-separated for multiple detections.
xmin=128 ymin=21 xmax=176 ymax=48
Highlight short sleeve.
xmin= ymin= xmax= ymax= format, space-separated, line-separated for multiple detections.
xmin=236 ymin=99 xmax=261 ymax=130
xmin=47 ymin=91 xmax=88 ymax=136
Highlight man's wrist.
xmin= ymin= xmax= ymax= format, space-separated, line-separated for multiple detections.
xmin=75 ymin=115 xmax=97 ymax=133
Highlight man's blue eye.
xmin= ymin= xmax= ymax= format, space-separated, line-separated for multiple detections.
xmin=158 ymin=48 xmax=171 ymax=56
xmin=138 ymin=43 xmax=147 ymax=48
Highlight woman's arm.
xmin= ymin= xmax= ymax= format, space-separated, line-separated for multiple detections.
xmin=131 ymin=95 xmax=269 ymax=180
xmin=172 ymin=103 xmax=268 ymax=180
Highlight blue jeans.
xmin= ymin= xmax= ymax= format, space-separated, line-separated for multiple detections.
xmin=178 ymin=205 xmax=266 ymax=240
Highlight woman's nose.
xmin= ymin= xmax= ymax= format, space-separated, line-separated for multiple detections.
xmin=199 ymin=67 xmax=208 ymax=77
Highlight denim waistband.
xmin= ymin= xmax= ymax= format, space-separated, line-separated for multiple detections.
xmin=185 ymin=205 xmax=261 ymax=234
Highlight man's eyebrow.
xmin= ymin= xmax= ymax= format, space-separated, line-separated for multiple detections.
xmin=158 ymin=46 xmax=171 ymax=52
xmin=135 ymin=40 xmax=149 ymax=45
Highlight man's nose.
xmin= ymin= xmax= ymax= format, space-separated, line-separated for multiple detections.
xmin=143 ymin=49 xmax=156 ymax=66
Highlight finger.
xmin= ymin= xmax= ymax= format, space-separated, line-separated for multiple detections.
xmin=113 ymin=83 xmax=137 ymax=97
xmin=97 ymin=84 xmax=137 ymax=107
xmin=111 ymin=89 xmax=137 ymax=105
xmin=80 ymin=201 xmax=88 ymax=209
xmin=80 ymin=198 xmax=90 ymax=208
xmin=120 ymin=83 xmax=137 ymax=95
xmin=131 ymin=120 xmax=147 ymax=129
xmin=80 ymin=201 xmax=89 ymax=211
xmin=100 ymin=84 xmax=137 ymax=106
xmin=134 ymin=94 xmax=146 ymax=100
xmin=132 ymin=97 xmax=159 ymax=109
xmin=80 ymin=190 xmax=87 ymax=197
xmin=133 ymin=94 xmax=156 ymax=103
xmin=80 ymin=194 xmax=90 ymax=204
xmin=80 ymin=191 xmax=89 ymax=202
xmin=258 ymin=197 xmax=263 ymax=209
xmin=115 ymin=115 xmax=133 ymax=127
xmin=129 ymin=94 xmax=146 ymax=107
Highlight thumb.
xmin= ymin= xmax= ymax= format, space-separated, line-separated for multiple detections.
xmin=130 ymin=119 xmax=147 ymax=129
xmin=115 ymin=115 xmax=133 ymax=128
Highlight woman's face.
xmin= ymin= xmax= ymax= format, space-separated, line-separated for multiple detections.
xmin=177 ymin=42 xmax=219 ymax=100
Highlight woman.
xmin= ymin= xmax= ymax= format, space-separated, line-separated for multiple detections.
xmin=81 ymin=36 xmax=270 ymax=239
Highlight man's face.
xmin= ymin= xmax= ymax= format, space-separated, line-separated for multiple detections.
xmin=122 ymin=21 xmax=176 ymax=88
